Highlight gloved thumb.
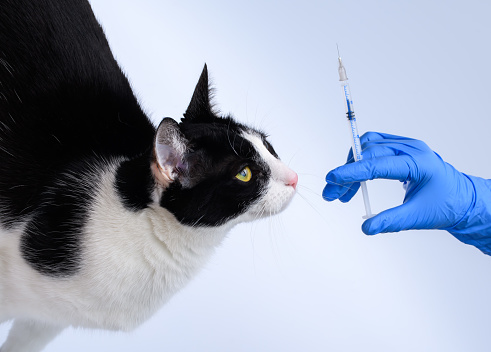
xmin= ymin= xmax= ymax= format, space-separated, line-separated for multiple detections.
xmin=362 ymin=202 xmax=420 ymax=235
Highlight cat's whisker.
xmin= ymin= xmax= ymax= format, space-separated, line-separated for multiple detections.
xmin=297 ymin=184 xmax=325 ymax=197
xmin=239 ymin=136 xmax=245 ymax=156
xmin=226 ymin=119 xmax=239 ymax=157
xmin=324 ymin=179 xmax=355 ymax=190
xmin=295 ymin=189 xmax=330 ymax=226
xmin=249 ymin=224 xmax=259 ymax=278
xmin=254 ymin=105 xmax=267 ymax=133
xmin=267 ymin=210 xmax=278 ymax=264
xmin=271 ymin=216 xmax=281 ymax=258
xmin=296 ymin=172 xmax=356 ymax=191
xmin=297 ymin=172 xmax=325 ymax=180
xmin=258 ymin=203 xmax=268 ymax=221
xmin=190 ymin=215 xmax=205 ymax=229
xmin=260 ymin=205 xmax=267 ymax=219
xmin=274 ymin=216 xmax=288 ymax=268
xmin=272 ymin=216 xmax=282 ymax=253
xmin=287 ymin=148 xmax=301 ymax=168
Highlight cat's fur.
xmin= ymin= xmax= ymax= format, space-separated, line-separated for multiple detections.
xmin=0 ymin=0 xmax=297 ymax=351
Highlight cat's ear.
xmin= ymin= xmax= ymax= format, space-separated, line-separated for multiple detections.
xmin=181 ymin=64 xmax=216 ymax=124
xmin=152 ymin=118 xmax=189 ymax=188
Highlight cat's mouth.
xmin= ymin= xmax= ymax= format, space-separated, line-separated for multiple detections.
xmin=248 ymin=179 xmax=297 ymax=220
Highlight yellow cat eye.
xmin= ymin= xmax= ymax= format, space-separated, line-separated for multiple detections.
xmin=235 ymin=166 xmax=252 ymax=182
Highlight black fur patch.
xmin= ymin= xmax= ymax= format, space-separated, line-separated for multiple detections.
xmin=22 ymin=203 xmax=84 ymax=277
xmin=0 ymin=0 xmax=155 ymax=276
xmin=160 ymin=122 xmax=271 ymax=227
xmin=115 ymin=153 xmax=155 ymax=211
xmin=20 ymin=164 xmax=100 ymax=277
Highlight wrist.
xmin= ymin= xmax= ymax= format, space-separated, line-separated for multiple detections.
xmin=445 ymin=174 xmax=491 ymax=255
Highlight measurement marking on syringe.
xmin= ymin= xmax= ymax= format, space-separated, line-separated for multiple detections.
xmin=337 ymin=48 xmax=373 ymax=218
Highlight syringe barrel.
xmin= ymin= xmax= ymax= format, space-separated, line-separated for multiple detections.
xmin=348 ymin=118 xmax=363 ymax=162
xmin=340 ymin=81 xmax=363 ymax=162
xmin=340 ymin=81 xmax=355 ymax=119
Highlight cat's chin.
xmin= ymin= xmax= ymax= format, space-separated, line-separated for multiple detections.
xmin=241 ymin=184 xmax=296 ymax=222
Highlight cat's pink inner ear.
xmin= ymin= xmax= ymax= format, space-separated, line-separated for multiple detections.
xmin=151 ymin=162 xmax=174 ymax=188
xmin=152 ymin=117 xmax=189 ymax=188
xmin=153 ymin=143 xmax=180 ymax=188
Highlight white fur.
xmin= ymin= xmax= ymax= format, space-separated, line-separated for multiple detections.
xmin=242 ymin=132 xmax=297 ymax=219
xmin=0 ymin=137 xmax=296 ymax=351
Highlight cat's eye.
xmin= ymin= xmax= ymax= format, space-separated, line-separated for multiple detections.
xmin=235 ymin=166 xmax=252 ymax=182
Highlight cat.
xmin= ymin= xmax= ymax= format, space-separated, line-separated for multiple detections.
xmin=0 ymin=0 xmax=297 ymax=351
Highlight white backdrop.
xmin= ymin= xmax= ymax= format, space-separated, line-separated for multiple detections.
xmin=2 ymin=0 xmax=491 ymax=351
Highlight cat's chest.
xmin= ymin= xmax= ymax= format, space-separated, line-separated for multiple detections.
xmin=71 ymin=169 xmax=227 ymax=330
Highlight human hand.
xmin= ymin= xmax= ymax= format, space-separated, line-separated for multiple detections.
xmin=322 ymin=132 xmax=476 ymax=236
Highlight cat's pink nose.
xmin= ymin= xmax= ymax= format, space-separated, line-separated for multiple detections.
xmin=286 ymin=171 xmax=298 ymax=190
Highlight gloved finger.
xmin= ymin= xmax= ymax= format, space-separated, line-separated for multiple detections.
xmin=326 ymin=155 xmax=412 ymax=185
xmin=346 ymin=147 xmax=354 ymax=164
xmin=322 ymin=180 xmax=354 ymax=201
xmin=361 ymin=201 xmax=423 ymax=235
xmin=360 ymin=143 xmax=405 ymax=161
xmin=360 ymin=131 xmax=416 ymax=145
xmin=346 ymin=132 xmax=417 ymax=166
xmin=360 ymin=131 xmax=387 ymax=145
xmin=339 ymin=182 xmax=360 ymax=203
xmin=362 ymin=139 xmax=431 ymax=159
xmin=360 ymin=133 xmax=428 ymax=160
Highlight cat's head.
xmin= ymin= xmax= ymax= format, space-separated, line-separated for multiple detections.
xmin=152 ymin=65 xmax=297 ymax=227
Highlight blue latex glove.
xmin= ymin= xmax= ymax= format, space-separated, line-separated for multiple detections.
xmin=322 ymin=132 xmax=491 ymax=255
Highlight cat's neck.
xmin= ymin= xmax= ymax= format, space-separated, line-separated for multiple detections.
xmin=65 ymin=161 xmax=232 ymax=329
xmin=91 ymin=159 xmax=231 ymax=269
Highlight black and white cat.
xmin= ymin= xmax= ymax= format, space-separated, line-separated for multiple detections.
xmin=0 ymin=0 xmax=297 ymax=351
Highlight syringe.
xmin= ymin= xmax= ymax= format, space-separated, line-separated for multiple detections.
xmin=337 ymin=49 xmax=373 ymax=219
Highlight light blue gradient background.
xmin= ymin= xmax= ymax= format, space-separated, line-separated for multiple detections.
xmin=2 ymin=0 xmax=491 ymax=351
